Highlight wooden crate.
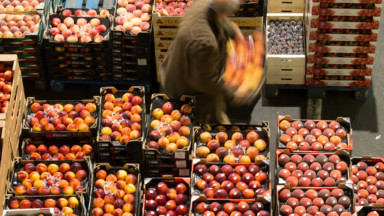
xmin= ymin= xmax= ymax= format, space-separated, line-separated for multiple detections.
xmin=268 ymin=0 xmax=305 ymax=13
xmin=266 ymin=66 xmax=306 ymax=76
xmin=0 ymin=141 xmax=12 ymax=216
xmin=267 ymin=75 xmax=305 ymax=84
xmin=0 ymin=55 xmax=25 ymax=158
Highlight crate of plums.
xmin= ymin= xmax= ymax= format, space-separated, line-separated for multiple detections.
xmin=351 ymin=156 xmax=384 ymax=207
xmin=193 ymin=123 xmax=270 ymax=163
xmin=143 ymin=94 xmax=195 ymax=176
xmin=266 ymin=13 xmax=306 ymax=85
xmin=277 ymin=115 xmax=353 ymax=154
xmin=143 ymin=177 xmax=190 ymax=216
xmin=276 ymin=184 xmax=355 ymax=216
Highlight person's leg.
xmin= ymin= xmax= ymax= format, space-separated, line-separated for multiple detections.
xmin=214 ymin=95 xmax=231 ymax=124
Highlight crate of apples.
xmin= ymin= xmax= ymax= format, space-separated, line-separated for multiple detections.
xmin=25 ymin=97 xmax=99 ymax=136
xmin=90 ymin=163 xmax=141 ymax=216
xmin=278 ymin=115 xmax=352 ymax=152
xmin=21 ymin=139 xmax=93 ymax=161
xmin=114 ymin=0 xmax=152 ymax=36
xmin=277 ymin=185 xmax=354 ymax=216
xmin=143 ymin=178 xmax=190 ymax=216
xmin=351 ymin=157 xmax=384 ymax=206
xmin=0 ymin=62 xmax=14 ymax=113
xmin=46 ymin=14 xmax=110 ymax=44
xmin=194 ymin=123 xmax=269 ymax=163
xmin=144 ymin=94 xmax=194 ymax=160
xmin=277 ymin=149 xmax=350 ymax=187
xmin=192 ymin=196 xmax=271 ymax=216
xmin=7 ymin=196 xmax=84 ymax=215
xmin=0 ymin=14 xmax=41 ymax=39
xmin=98 ymin=86 xmax=145 ymax=145
xmin=192 ymin=160 xmax=269 ymax=199
xmin=8 ymin=158 xmax=91 ymax=196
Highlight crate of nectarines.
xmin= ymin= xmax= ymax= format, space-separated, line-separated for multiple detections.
xmin=89 ymin=163 xmax=141 ymax=216
xmin=277 ymin=115 xmax=353 ymax=153
xmin=20 ymin=138 xmax=95 ymax=163
xmin=143 ymin=94 xmax=195 ymax=160
xmin=143 ymin=177 xmax=190 ymax=216
xmin=277 ymin=149 xmax=351 ymax=188
xmin=6 ymin=157 xmax=92 ymax=197
xmin=191 ymin=158 xmax=271 ymax=200
xmin=190 ymin=194 xmax=271 ymax=216
xmin=23 ymin=96 xmax=101 ymax=139
xmin=276 ymin=184 xmax=355 ymax=216
xmin=97 ymin=86 xmax=145 ymax=162
xmin=193 ymin=123 xmax=270 ymax=163
xmin=355 ymin=206 xmax=384 ymax=216
xmin=351 ymin=157 xmax=384 ymax=207
xmin=4 ymin=195 xmax=86 ymax=216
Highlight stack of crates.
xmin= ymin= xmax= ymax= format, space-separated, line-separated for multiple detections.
xmin=305 ymin=0 xmax=380 ymax=87
xmin=265 ymin=0 xmax=306 ymax=85
xmin=152 ymin=1 xmax=264 ymax=82
xmin=110 ymin=0 xmax=154 ymax=81
xmin=0 ymin=0 xmax=52 ymax=80
xmin=44 ymin=0 xmax=114 ymax=81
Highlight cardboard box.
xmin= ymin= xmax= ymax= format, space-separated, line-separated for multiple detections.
xmin=309 ymin=29 xmax=378 ymax=42
xmin=310 ymin=16 xmax=380 ymax=29
xmin=313 ymin=0 xmax=381 ymax=3
xmin=267 ymin=66 xmax=306 ymax=76
xmin=268 ymin=0 xmax=305 ymax=13
xmin=311 ymin=3 xmax=382 ymax=16
xmin=266 ymin=75 xmax=305 ymax=84
xmin=308 ymin=41 xmax=377 ymax=54
xmin=307 ymin=53 xmax=375 ymax=65
xmin=307 ymin=63 xmax=373 ymax=76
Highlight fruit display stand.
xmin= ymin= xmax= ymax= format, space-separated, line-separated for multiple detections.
xmin=265 ymin=13 xmax=306 ymax=85
xmin=276 ymin=149 xmax=351 ymax=188
xmin=276 ymin=184 xmax=355 ymax=215
xmin=22 ymin=96 xmax=101 ymax=139
xmin=96 ymin=86 xmax=146 ymax=164
xmin=193 ymin=123 xmax=270 ymax=163
xmin=142 ymin=177 xmax=190 ymax=215
xmin=43 ymin=13 xmax=113 ymax=81
xmin=143 ymin=94 xmax=195 ymax=177
xmin=277 ymin=115 xmax=353 ymax=153
xmin=0 ymin=13 xmax=47 ymax=80
xmin=350 ymin=156 xmax=384 ymax=207
xmin=89 ymin=163 xmax=142 ymax=216
xmin=6 ymin=157 xmax=92 ymax=197
xmin=304 ymin=0 xmax=381 ymax=88
xmin=152 ymin=2 xmax=264 ymax=82
xmin=110 ymin=0 xmax=154 ymax=81
xmin=3 ymin=194 xmax=87 ymax=216
xmin=189 ymin=195 xmax=272 ymax=216
xmin=191 ymin=159 xmax=271 ymax=199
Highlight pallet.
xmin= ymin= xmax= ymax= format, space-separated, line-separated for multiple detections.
xmin=50 ymin=79 xmax=151 ymax=94
xmin=266 ymin=84 xmax=369 ymax=100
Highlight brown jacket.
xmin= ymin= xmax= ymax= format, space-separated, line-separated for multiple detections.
xmin=159 ymin=0 xmax=235 ymax=99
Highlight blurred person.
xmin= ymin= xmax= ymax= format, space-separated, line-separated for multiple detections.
xmin=159 ymin=0 xmax=244 ymax=124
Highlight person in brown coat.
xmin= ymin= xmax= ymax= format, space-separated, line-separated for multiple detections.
xmin=159 ymin=0 xmax=244 ymax=124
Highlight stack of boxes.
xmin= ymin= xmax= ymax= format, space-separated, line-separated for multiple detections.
xmin=265 ymin=0 xmax=306 ymax=85
xmin=305 ymin=0 xmax=380 ymax=87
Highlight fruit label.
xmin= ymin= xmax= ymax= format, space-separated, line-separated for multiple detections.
xmin=176 ymin=160 xmax=187 ymax=168
xmin=175 ymin=151 xmax=186 ymax=159
xmin=154 ymin=39 xmax=173 ymax=50
xmin=153 ymin=14 xmax=181 ymax=27
xmin=155 ymin=50 xmax=167 ymax=61
xmin=153 ymin=27 xmax=177 ymax=38
xmin=267 ymin=55 xmax=306 ymax=67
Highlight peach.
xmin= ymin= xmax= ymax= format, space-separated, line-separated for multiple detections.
xmin=200 ymin=132 xmax=213 ymax=143
xmin=124 ymin=184 xmax=136 ymax=194
xmin=178 ymin=126 xmax=190 ymax=136
xmin=223 ymin=155 xmax=236 ymax=163
xmin=254 ymin=139 xmax=267 ymax=151
xmin=224 ymin=140 xmax=236 ymax=150
xmin=207 ymin=153 xmax=220 ymax=162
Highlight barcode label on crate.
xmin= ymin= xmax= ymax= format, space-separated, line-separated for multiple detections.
xmin=176 ymin=160 xmax=187 ymax=168
xmin=138 ymin=58 xmax=147 ymax=66
xmin=175 ymin=151 xmax=185 ymax=159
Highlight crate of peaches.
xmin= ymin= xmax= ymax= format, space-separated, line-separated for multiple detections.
xmin=20 ymin=138 xmax=94 ymax=162
xmin=190 ymin=195 xmax=271 ymax=216
xmin=5 ymin=195 xmax=86 ymax=216
xmin=90 ymin=163 xmax=141 ymax=216
xmin=277 ymin=115 xmax=352 ymax=153
xmin=3 ymin=208 xmax=54 ymax=216
xmin=277 ymin=184 xmax=355 ymax=216
xmin=7 ymin=157 xmax=91 ymax=197
xmin=144 ymin=94 xmax=195 ymax=160
xmin=193 ymin=123 xmax=270 ymax=163
xmin=355 ymin=206 xmax=384 ymax=216
xmin=191 ymin=159 xmax=270 ymax=200
xmin=277 ymin=149 xmax=351 ymax=188
xmin=351 ymin=157 xmax=384 ymax=207
xmin=143 ymin=177 xmax=190 ymax=216
xmin=23 ymin=97 xmax=100 ymax=138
